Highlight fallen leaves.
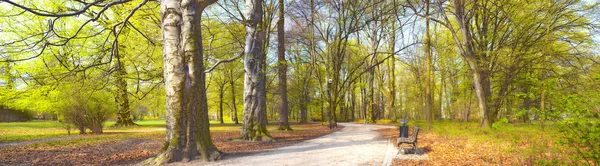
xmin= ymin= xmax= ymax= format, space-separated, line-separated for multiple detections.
xmin=0 ymin=123 xmax=340 ymax=165
xmin=375 ymin=127 xmax=576 ymax=166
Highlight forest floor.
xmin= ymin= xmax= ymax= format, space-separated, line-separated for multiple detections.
xmin=0 ymin=121 xmax=340 ymax=165
xmin=184 ymin=123 xmax=396 ymax=166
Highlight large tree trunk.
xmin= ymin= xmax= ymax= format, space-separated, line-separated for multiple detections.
xmin=368 ymin=58 xmax=375 ymax=123
xmin=361 ymin=77 xmax=368 ymax=122
xmin=112 ymin=40 xmax=135 ymax=127
xmin=241 ymin=0 xmax=273 ymax=141
xmin=425 ymin=0 xmax=434 ymax=127
xmin=152 ymin=0 xmax=221 ymax=164
xmin=277 ymin=0 xmax=292 ymax=131
xmin=299 ymin=86 xmax=309 ymax=123
xmin=387 ymin=21 xmax=396 ymax=122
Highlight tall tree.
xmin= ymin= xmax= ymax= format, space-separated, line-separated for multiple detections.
xmin=152 ymin=0 xmax=221 ymax=163
xmin=241 ymin=0 xmax=273 ymax=141
xmin=424 ymin=0 xmax=433 ymax=126
xmin=0 ymin=0 xmax=223 ymax=163
xmin=277 ymin=0 xmax=292 ymax=131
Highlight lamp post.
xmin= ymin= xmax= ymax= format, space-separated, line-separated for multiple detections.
xmin=327 ymin=79 xmax=333 ymax=129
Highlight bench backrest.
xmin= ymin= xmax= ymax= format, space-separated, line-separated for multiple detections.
xmin=412 ymin=127 xmax=420 ymax=142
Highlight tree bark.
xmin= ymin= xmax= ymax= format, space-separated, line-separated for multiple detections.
xmin=387 ymin=20 xmax=396 ymax=122
xmin=152 ymin=0 xmax=221 ymax=164
xmin=241 ymin=0 xmax=273 ymax=141
xmin=277 ymin=0 xmax=292 ymax=131
xmin=112 ymin=38 xmax=136 ymax=127
xmin=425 ymin=0 xmax=434 ymax=127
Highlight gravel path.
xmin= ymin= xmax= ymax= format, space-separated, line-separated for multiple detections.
xmin=184 ymin=123 xmax=396 ymax=166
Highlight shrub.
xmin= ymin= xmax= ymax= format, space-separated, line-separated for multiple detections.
xmin=62 ymin=93 xmax=115 ymax=134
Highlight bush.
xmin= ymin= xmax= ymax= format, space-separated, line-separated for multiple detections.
xmin=62 ymin=93 xmax=115 ymax=134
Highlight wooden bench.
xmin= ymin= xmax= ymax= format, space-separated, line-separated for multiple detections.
xmin=397 ymin=126 xmax=420 ymax=154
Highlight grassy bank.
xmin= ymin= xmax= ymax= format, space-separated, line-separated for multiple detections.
xmin=376 ymin=120 xmax=573 ymax=165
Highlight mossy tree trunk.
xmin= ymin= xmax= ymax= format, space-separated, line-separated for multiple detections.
xmin=113 ymin=40 xmax=136 ymax=127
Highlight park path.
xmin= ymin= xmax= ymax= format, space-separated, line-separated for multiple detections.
xmin=183 ymin=123 xmax=397 ymax=166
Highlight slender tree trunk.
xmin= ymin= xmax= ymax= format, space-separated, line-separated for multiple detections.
xmin=152 ymin=0 xmax=221 ymax=164
xmin=277 ymin=0 xmax=292 ymax=131
xmin=351 ymin=85 xmax=356 ymax=121
xmin=241 ymin=0 xmax=273 ymax=141
xmin=439 ymin=52 xmax=446 ymax=119
xmin=230 ymin=80 xmax=239 ymax=124
xmin=540 ymin=85 xmax=546 ymax=130
xmin=219 ymin=85 xmax=224 ymax=124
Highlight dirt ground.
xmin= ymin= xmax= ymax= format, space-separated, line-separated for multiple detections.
xmin=0 ymin=123 xmax=339 ymax=165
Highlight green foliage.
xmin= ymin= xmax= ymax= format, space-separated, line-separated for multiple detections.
xmin=491 ymin=118 xmax=509 ymax=130
xmin=553 ymin=95 xmax=600 ymax=165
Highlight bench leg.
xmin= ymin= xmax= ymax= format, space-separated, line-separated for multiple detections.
xmin=412 ymin=143 xmax=417 ymax=154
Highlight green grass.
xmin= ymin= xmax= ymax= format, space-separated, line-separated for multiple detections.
xmin=399 ymin=120 xmax=564 ymax=157
xmin=0 ymin=120 xmax=168 ymax=143
xmin=0 ymin=121 xmax=70 ymax=142
xmin=0 ymin=121 xmax=66 ymax=128
xmin=0 ymin=120 xmax=251 ymax=143
xmin=405 ymin=120 xmax=560 ymax=140
xmin=25 ymin=132 xmax=163 ymax=149
xmin=0 ymin=120 xmax=321 ymax=144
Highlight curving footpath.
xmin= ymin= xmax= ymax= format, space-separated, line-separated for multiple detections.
xmin=183 ymin=123 xmax=396 ymax=166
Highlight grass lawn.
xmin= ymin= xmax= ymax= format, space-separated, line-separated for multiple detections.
xmin=0 ymin=121 xmax=70 ymax=143
xmin=0 ymin=120 xmax=251 ymax=143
